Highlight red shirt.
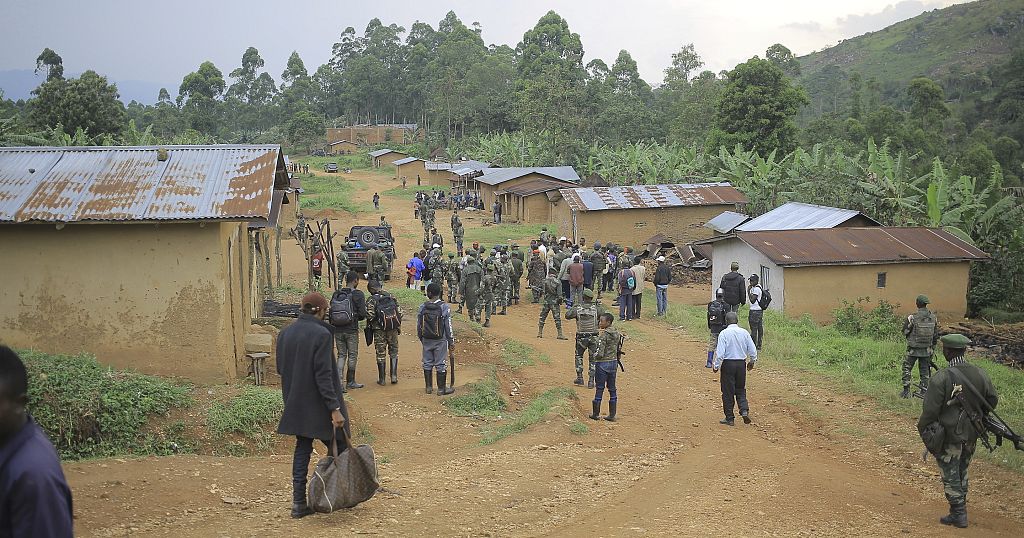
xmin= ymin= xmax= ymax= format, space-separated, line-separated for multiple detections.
xmin=311 ymin=251 xmax=324 ymax=276
xmin=568 ymin=262 xmax=585 ymax=287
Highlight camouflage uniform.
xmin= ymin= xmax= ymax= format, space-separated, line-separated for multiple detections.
xmin=366 ymin=289 xmax=402 ymax=384
xmin=478 ymin=267 xmax=497 ymax=327
xmin=445 ymin=255 xmax=460 ymax=303
xmin=536 ymin=275 xmax=566 ymax=339
xmin=509 ymin=250 xmax=524 ymax=304
xmin=589 ymin=247 xmax=608 ymax=297
xmin=336 ymin=250 xmax=350 ymax=288
xmin=459 ymin=258 xmax=483 ymax=322
xmin=566 ymin=289 xmax=603 ymax=386
xmin=367 ymin=247 xmax=387 ymax=284
xmin=496 ymin=256 xmax=511 ymax=315
xmin=527 ymin=254 xmax=546 ymax=303
xmin=902 ymin=305 xmax=938 ymax=395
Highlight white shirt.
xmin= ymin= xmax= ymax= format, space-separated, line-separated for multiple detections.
xmin=713 ymin=324 xmax=758 ymax=369
xmin=749 ymin=285 xmax=763 ymax=311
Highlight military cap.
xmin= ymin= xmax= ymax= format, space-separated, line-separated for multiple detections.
xmin=448 ymin=253 xmax=455 ymax=258
xmin=542 ymin=226 xmax=548 ymax=230
xmin=940 ymin=334 xmax=971 ymax=349
xmin=593 ymin=241 xmax=601 ymax=249
xmin=916 ymin=294 xmax=930 ymax=305
xmin=487 ymin=264 xmax=495 ymax=271
xmin=582 ymin=288 xmax=594 ymax=300
xmin=511 ymin=243 xmax=519 ymax=248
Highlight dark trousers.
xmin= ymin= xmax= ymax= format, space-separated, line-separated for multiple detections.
xmin=720 ymin=360 xmax=749 ymax=420
xmin=748 ymin=309 xmax=763 ymax=349
xmin=602 ymin=272 xmax=614 ymax=292
xmin=631 ymin=293 xmax=642 ymax=318
xmin=561 ymin=279 xmax=570 ymax=301
xmin=618 ymin=292 xmax=634 ymax=320
xmin=594 ymin=361 xmax=618 ymax=403
xmin=291 ymin=427 xmax=350 ymax=503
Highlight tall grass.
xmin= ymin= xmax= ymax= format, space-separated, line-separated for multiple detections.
xmin=463 ymin=223 xmax=556 ymax=247
xmin=481 ymin=387 xmax=576 ymax=445
xmin=300 ymin=175 xmax=375 ymax=214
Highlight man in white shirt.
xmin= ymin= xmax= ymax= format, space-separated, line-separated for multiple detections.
xmin=713 ymin=312 xmax=757 ymax=426
xmin=747 ymin=274 xmax=763 ymax=350
xmin=629 ymin=259 xmax=646 ymax=319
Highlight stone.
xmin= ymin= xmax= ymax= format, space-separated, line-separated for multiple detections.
xmin=244 ymin=333 xmax=273 ymax=353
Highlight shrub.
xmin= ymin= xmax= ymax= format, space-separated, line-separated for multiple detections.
xmin=832 ymin=297 xmax=903 ymax=341
xmin=206 ymin=386 xmax=284 ymax=453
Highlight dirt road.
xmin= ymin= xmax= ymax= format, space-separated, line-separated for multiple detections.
xmin=65 ymin=168 xmax=1024 ymax=537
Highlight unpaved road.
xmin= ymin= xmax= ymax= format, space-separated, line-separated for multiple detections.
xmin=65 ymin=168 xmax=1024 ymax=537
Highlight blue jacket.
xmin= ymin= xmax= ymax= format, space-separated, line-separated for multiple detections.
xmin=0 ymin=416 xmax=73 ymax=538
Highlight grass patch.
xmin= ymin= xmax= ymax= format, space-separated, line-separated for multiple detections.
xmin=978 ymin=307 xmax=1024 ymax=324
xmin=501 ymin=339 xmax=551 ymax=369
xmin=569 ymin=421 xmax=589 ymax=435
xmin=481 ymin=387 xmax=576 ymax=445
xmin=463 ymin=223 xmax=555 ymax=247
xmin=300 ymin=175 xmax=375 ymax=214
xmin=206 ymin=386 xmax=283 ymax=455
xmin=443 ymin=366 xmax=507 ymax=417
xmin=388 ymin=285 xmax=428 ymax=313
xmin=616 ymin=322 xmax=650 ymax=343
xmin=20 ymin=350 xmax=193 ymax=460
xmin=296 ymin=154 xmax=372 ymax=171
xmin=355 ymin=422 xmax=375 ymax=446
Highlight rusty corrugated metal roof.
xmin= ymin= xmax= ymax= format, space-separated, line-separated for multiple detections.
xmin=736 ymin=227 xmax=989 ymax=267
xmin=560 ymin=183 xmax=747 ymax=211
xmin=0 ymin=145 xmax=285 ymax=223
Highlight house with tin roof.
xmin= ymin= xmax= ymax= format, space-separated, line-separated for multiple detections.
xmin=476 ymin=166 xmax=580 ymax=214
xmin=0 ymin=145 xmax=290 ymax=382
xmin=326 ymin=139 xmax=359 ymax=155
xmin=369 ymin=148 xmax=408 ymax=168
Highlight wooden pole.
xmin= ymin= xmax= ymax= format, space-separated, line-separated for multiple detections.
xmin=275 ymin=227 xmax=282 ymax=287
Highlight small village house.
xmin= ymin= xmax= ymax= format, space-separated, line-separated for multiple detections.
xmin=706 ymin=227 xmax=988 ymax=322
xmin=326 ymin=139 xmax=359 ymax=155
xmin=393 ymin=157 xmax=428 ymax=184
xmin=477 ymin=166 xmax=580 ymax=215
xmin=494 ymin=177 xmax=577 ymax=224
xmin=327 ymin=124 xmax=422 ymax=146
xmin=554 ymin=183 xmax=747 ymax=248
xmin=0 ymin=145 xmax=290 ymax=383
xmin=424 ymin=161 xmax=453 ymax=186
xmin=449 ymin=160 xmax=493 ymax=191
xmin=369 ymin=148 xmax=408 ymax=168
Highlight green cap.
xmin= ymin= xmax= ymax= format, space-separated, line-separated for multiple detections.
xmin=582 ymin=288 xmax=594 ymax=300
xmin=448 ymin=253 xmax=455 ymax=258
xmin=917 ymin=294 xmax=930 ymax=305
xmin=940 ymin=333 xmax=971 ymax=349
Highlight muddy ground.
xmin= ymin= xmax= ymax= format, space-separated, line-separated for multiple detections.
xmin=65 ymin=166 xmax=1024 ymax=537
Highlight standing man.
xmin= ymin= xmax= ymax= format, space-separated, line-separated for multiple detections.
xmin=417 ymin=174 xmax=421 ymax=186
xmin=713 ymin=312 xmax=757 ymax=426
xmin=372 ymin=192 xmax=380 ymax=210
xmin=418 ymin=283 xmax=456 ymax=396
xmin=747 ymin=274 xmax=764 ymax=350
xmin=336 ymin=248 xmax=351 ymax=289
xmin=589 ymin=313 xmax=622 ymax=422
xmin=902 ymin=294 xmax=938 ymax=398
xmin=630 ymin=257 xmax=646 ymax=319
xmin=331 ymin=271 xmax=368 ymax=391
xmin=492 ymin=200 xmax=502 ymax=224
xmin=366 ymin=280 xmax=403 ymax=385
xmin=617 ymin=263 xmax=635 ymax=321
xmin=453 ymin=218 xmax=465 ymax=254
xmin=367 ymin=244 xmax=388 ymax=284
xmin=568 ymin=254 xmax=585 ymax=309
xmin=528 ymin=250 xmax=546 ymax=304
xmin=917 ymin=334 xmax=998 ymax=529
xmin=0 ymin=346 xmax=74 ymax=536
xmin=479 ymin=265 xmax=497 ymax=328
xmin=430 ymin=228 xmax=444 ymax=251
xmin=459 ymin=256 xmax=483 ymax=322
xmin=310 ymin=244 xmax=325 ymax=287
xmin=496 ymin=251 xmax=511 ymax=315
xmin=536 ymin=272 xmax=568 ymax=340
xmin=539 ymin=226 xmax=553 ymax=246
xmin=509 ymin=244 xmax=524 ymax=305
xmin=589 ymin=242 xmax=607 ymax=297
xmin=603 ymin=246 xmax=617 ymax=295
xmin=445 ymin=253 xmax=460 ymax=304
xmin=558 ymin=250 xmax=573 ymax=305
xmin=720 ymin=262 xmax=746 ymax=313
xmin=653 ymin=255 xmax=671 ymax=316
xmin=402 ymin=176 xmax=407 ymax=189
xmin=707 ymin=288 xmax=728 ymax=368
xmin=566 ymin=288 xmax=602 ymax=387
xmin=581 ymin=251 xmax=595 ymax=294
xmin=275 ymin=293 xmax=350 ymax=519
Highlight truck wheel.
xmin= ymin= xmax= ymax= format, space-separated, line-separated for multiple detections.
xmin=357 ymin=227 xmax=380 ymax=247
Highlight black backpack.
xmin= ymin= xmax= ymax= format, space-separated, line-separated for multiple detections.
xmin=329 ymin=289 xmax=355 ymax=327
xmin=375 ymin=294 xmax=402 ymax=331
xmin=420 ymin=301 xmax=445 ymax=340
xmin=758 ymin=288 xmax=773 ymax=309
xmin=708 ymin=300 xmax=726 ymax=328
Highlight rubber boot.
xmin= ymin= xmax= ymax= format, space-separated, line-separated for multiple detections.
xmin=705 ymin=351 xmax=714 ymax=369
xmin=291 ymin=501 xmax=314 ymax=519
xmin=941 ymin=502 xmax=968 ymax=528
xmin=437 ymin=371 xmax=455 ymax=395
xmin=376 ymin=361 xmax=386 ymax=386
xmin=347 ymin=367 xmax=364 ymax=390
xmin=390 ymin=358 xmax=398 ymax=384
xmin=499 ymin=306 xmax=507 ymax=315
xmin=587 ymin=373 xmax=595 ymax=389
xmin=556 ymin=325 xmax=568 ymax=340
xmin=537 ymin=324 xmax=544 ymax=338
xmin=900 ymin=385 xmax=911 ymax=399
xmin=589 ymin=401 xmax=601 ymax=420
xmin=604 ymin=402 xmax=617 ymax=422
xmin=424 ymin=369 xmax=433 ymax=394
xmin=483 ymin=317 xmax=490 ymax=328
xmin=574 ymin=372 xmax=584 ymax=386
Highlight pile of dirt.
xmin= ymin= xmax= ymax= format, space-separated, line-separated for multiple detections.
xmin=945 ymin=320 xmax=1024 ymax=368
xmin=641 ymin=258 xmax=711 ymax=287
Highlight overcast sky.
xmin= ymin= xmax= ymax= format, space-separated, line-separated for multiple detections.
xmin=1 ymin=0 xmax=967 ymax=94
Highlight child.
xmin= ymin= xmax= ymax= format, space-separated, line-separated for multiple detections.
xmin=417 ymin=283 xmax=455 ymax=396
xmin=590 ymin=312 xmax=623 ymax=421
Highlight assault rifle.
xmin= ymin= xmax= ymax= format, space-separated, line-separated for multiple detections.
xmin=912 ymin=377 xmax=1024 ymax=453
xmin=616 ymin=333 xmax=626 ymax=372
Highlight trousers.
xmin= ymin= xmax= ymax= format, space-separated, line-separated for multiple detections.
xmin=902 ymin=350 xmax=932 ymax=390
xmin=291 ymin=426 xmax=350 ymax=503
xmin=594 ymin=361 xmax=618 ymax=403
xmin=421 ymin=338 xmax=449 ymax=373
xmin=575 ymin=334 xmax=598 ymax=378
xmin=720 ymin=359 xmax=749 ymax=420
xmin=655 ymin=284 xmax=668 ymax=315
xmin=631 ymin=293 xmax=642 ymax=318
xmin=937 ymin=441 xmax=975 ymax=504
xmin=748 ymin=309 xmax=764 ymax=349
xmin=618 ymin=292 xmax=634 ymax=320
xmin=373 ymin=329 xmax=400 ymax=362
xmin=334 ymin=330 xmax=360 ymax=371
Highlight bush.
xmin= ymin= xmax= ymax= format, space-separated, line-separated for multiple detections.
xmin=443 ymin=367 xmax=507 ymax=417
xmin=20 ymin=350 xmax=193 ymax=460
xmin=832 ymin=297 xmax=903 ymax=341
xmin=206 ymin=386 xmax=283 ymax=454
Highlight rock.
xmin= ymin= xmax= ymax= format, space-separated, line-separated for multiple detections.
xmin=222 ymin=496 xmax=243 ymax=504
xmin=245 ymin=333 xmax=273 ymax=353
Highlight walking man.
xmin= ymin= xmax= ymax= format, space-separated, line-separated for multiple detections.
xmin=453 ymin=217 xmax=465 ymax=253
xmin=713 ymin=312 xmax=757 ymax=426
xmin=917 ymin=334 xmax=998 ymax=529
xmin=902 ymin=295 xmax=938 ymax=398
xmin=418 ymin=283 xmax=456 ymax=396
xmin=589 ymin=313 xmax=622 ymax=422
xmin=653 ymin=255 xmax=671 ymax=316
xmin=527 ymin=250 xmax=546 ymax=303
xmin=372 ymin=192 xmax=380 ymax=210
xmin=492 ymin=200 xmax=502 ymax=224
xmin=366 ymin=280 xmax=403 ymax=385
xmin=276 ymin=293 xmax=350 ymax=519
xmin=445 ymin=252 xmax=460 ymax=304
xmin=720 ymin=261 xmax=746 ymax=313
xmin=336 ymin=249 xmax=350 ymax=289
xmin=479 ymin=264 xmax=497 ymax=327
xmin=617 ymin=264 xmax=635 ymax=321
xmin=367 ymin=244 xmax=388 ymax=284
xmin=510 ymin=245 xmax=524 ymax=305
xmin=747 ymin=274 xmax=764 ymax=350
xmin=459 ymin=256 xmax=483 ymax=321
xmin=536 ymin=272 xmax=568 ymax=340
xmin=331 ymin=271 xmax=368 ymax=391
xmin=707 ymin=288 xmax=727 ymax=368
xmin=566 ymin=288 xmax=601 ymax=387
xmin=589 ymin=242 xmax=607 ymax=298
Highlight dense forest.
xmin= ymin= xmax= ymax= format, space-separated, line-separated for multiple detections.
xmin=1 ymin=3 xmax=1023 ymax=315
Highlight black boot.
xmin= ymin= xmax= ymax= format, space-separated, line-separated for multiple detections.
xmin=940 ymin=502 xmax=968 ymax=528
xmin=900 ymin=386 xmax=911 ymax=399
xmin=376 ymin=361 xmax=386 ymax=386
xmin=424 ymin=369 xmax=433 ymax=394
xmin=587 ymin=373 xmax=595 ymax=389
xmin=390 ymin=358 xmax=398 ymax=384
xmin=483 ymin=318 xmax=490 ymax=328
xmin=347 ymin=367 xmax=364 ymax=390
xmin=589 ymin=401 xmax=601 ymax=420
xmin=437 ymin=370 xmax=454 ymax=395
xmin=604 ymin=402 xmax=617 ymax=422
xmin=573 ymin=373 xmax=584 ymax=386
xmin=291 ymin=501 xmax=314 ymax=519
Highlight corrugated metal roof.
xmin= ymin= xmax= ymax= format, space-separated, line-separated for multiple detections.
xmin=0 ymin=145 xmax=285 ymax=223
xmin=495 ymin=178 xmax=575 ymax=197
xmin=424 ymin=161 xmax=452 ymax=171
xmin=735 ymin=227 xmax=989 ymax=267
xmin=369 ymin=148 xmax=399 ymax=158
xmin=392 ymin=157 xmax=422 ymax=166
xmin=328 ymin=139 xmax=356 ymax=146
xmin=736 ymin=202 xmax=878 ymax=232
xmin=450 ymin=160 xmax=492 ymax=176
xmin=477 ymin=166 xmax=580 ymax=186
xmin=705 ymin=210 xmax=751 ymax=233
xmin=560 ymin=183 xmax=747 ymax=211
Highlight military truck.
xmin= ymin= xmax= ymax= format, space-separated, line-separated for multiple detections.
xmin=341 ymin=225 xmax=395 ymax=280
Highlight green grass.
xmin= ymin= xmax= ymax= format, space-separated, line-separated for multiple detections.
xmin=206 ymin=386 xmax=284 ymax=455
xmin=443 ymin=366 xmax=507 ymax=417
xmin=299 ymin=175 xmax=375 ymax=214
xmin=978 ymin=307 xmax=1024 ymax=324
xmin=296 ymin=154 xmax=372 ymax=171
xmin=481 ymin=387 xmax=577 ymax=445
xmin=501 ymin=339 xmax=551 ymax=369
xmin=463 ymin=223 xmax=555 ymax=247
xmin=569 ymin=421 xmax=589 ymax=435
xmin=388 ymin=285 xmax=428 ymax=313
xmin=355 ymin=422 xmax=375 ymax=446
xmin=20 ymin=350 xmax=194 ymax=460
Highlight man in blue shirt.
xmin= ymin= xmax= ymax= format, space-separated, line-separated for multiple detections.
xmin=713 ymin=312 xmax=758 ymax=426
xmin=0 ymin=346 xmax=74 ymax=536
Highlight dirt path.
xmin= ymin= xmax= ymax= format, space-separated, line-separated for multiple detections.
xmin=65 ymin=168 xmax=1024 ymax=537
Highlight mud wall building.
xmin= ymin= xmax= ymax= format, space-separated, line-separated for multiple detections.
xmin=369 ymin=148 xmax=408 ymax=168
xmin=326 ymin=124 xmax=421 ymax=146
xmin=0 ymin=145 xmax=290 ymax=383
xmin=326 ymin=140 xmax=359 ymax=155
xmin=477 ymin=167 xmax=580 ymax=216
xmin=393 ymin=157 xmax=428 ymax=184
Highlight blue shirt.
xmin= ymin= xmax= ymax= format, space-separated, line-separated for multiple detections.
xmin=713 ymin=324 xmax=758 ymax=370
xmin=407 ymin=257 xmax=425 ymax=279
xmin=0 ymin=417 xmax=73 ymax=538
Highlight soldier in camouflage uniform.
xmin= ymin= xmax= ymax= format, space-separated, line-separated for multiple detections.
xmin=901 ymin=295 xmax=939 ymax=398
xmin=566 ymin=288 xmax=603 ymax=387
xmin=535 ymin=273 xmax=567 ymax=340
xmin=496 ymin=252 xmax=511 ymax=315
xmin=590 ymin=312 xmax=623 ymax=421
xmin=589 ymin=242 xmax=608 ymax=298
xmin=366 ymin=280 xmax=403 ymax=385
xmin=427 ymin=248 xmax=445 ymax=297
xmin=478 ymin=264 xmax=497 ymax=327
xmin=509 ymin=244 xmax=524 ymax=305
xmin=539 ymin=226 xmax=553 ymax=246
xmin=336 ymin=249 xmax=350 ymax=289
xmin=367 ymin=245 xmax=388 ymax=284
xmin=459 ymin=256 xmax=482 ymax=321
xmin=527 ymin=250 xmax=546 ymax=303
xmin=445 ymin=252 xmax=460 ymax=303
xmin=917 ymin=334 xmax=998 ymax=529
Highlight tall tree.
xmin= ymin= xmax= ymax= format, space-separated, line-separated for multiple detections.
xmin=34 ymin=48 xmax=64 ymax=81
xmin=178 ymin=61 xmax=225 ymax=135
xmin=765 ymin=43 xmax=800 ymax=78
xmin=28 ymin=70 xmax=126 ymax=138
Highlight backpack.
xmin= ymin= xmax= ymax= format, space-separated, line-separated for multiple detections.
xmin=620 ymin=268 xmax=636 ymax=291
xmin=758 ymin=288 xmax=772 ymax=309
xmin=375 ymin=294 xmax=402 ymax=331
xmin=329 ymin=289 xmax=355 ymax=327
xmin=708 ymin=300 xmax=726 ymax=328
xmin=910 ymin=311 xmax=936 ymax=347
xmin=420 ymin=301 xmax=445 ymax=340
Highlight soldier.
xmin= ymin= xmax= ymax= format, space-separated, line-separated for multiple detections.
xmin=367 ymin=244 xmax=388 ymax=284
xmin=917 ymin=334 xmax=998 ymax=529
xmin=566 ymin=288 xmax=602 ymax=387
xmin=380 ymin=215 xmax=391 ymax=229
xmin=453 ymin=218 xmax=465 ymax=253
xmin=707 ymin=288 xmax=727 ymax=368
xmin=509 ymin=244 xmax=524 ymax=305
xmin=479 ymin=264 xmax=497 ymax=328
xmin=535 ymin=272 xmax=568 ymax=340
xmin=296 ymin=213 xmax=308 ymax=246
xmin=459 ymin=256 xmax=483 ymax=321
xmin=445 ymin=253 xmax=460 ymax=304
xmin=430 ymin=228 xmax=444 ymax=251
xmin=336 ymin=248 xmax=350 ymax=289
xmin=450 ymin=209 xmax=461 ymax=234
xmin=901 ymin=295 xmax=939 ymax=398
xmin=366 ymin=280 xmax=403 ymax=386
xmin=427 ymin=247 xmax=444 ymax=296
xmin=589 ymin=312 xmax=623 ymax=421
xmin=527 ymin=250 xmax=546 ymax=303
xmin=539 ymin=226 xmax=552 ymax=246
xmin=590 ymin=242 xmax=608 ymax=298
xmin=496 ymin=252 xmax=511 ymax=315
